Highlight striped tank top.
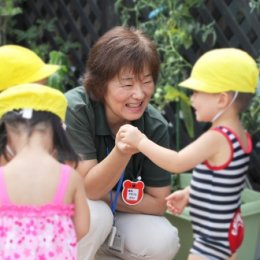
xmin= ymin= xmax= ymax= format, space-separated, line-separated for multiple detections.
xmin=189 ymin=126 xmax=252 ymax=259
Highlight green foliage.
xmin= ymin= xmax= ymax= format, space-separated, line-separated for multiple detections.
xmin=241 ymin=95 xmax=260 ymax=137
xmin=244 ymin=1 xmax=260 ymax=140
xmin=241 ymin=56 xmax=260 ymax=139
xmin=1 ymin=1 xmax=79 ymax=92
xmin=12 ymin=19 xmax=57 ymax=59
xmin=47 ymin=51 xmax=75 ymax=92
xmin=13 ymin=17 xmax=79 ymax=91
xmin=12 ymin=18 xmax=80 ymax=62
xmin=115 ymin=0 xmax=216 ymax=140
xmin=249 ymin=0 xmax=260 ymax=13
xmin=0 ymin=0 xmax=23 ymax=44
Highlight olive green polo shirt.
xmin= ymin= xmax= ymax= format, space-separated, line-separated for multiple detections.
xmin=65 ymin=86 xmax=171 ymax=187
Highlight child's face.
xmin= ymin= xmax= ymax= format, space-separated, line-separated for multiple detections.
xmin=190 ymin=91 xmax=220 ymax=122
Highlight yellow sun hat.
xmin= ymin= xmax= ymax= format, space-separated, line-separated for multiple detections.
xmin=179 ymin=48 xmax=259 ymax=93
xmin=0 ymin=45 xmax=59 ymax=91
xmin=0 ymin=83 xmax=67 ymax=121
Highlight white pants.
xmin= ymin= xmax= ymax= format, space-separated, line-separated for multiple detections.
xmin=78 ymin=199 xmax=113 ymax=260
xmin=78 ymin=199 xmax=180 ymax=260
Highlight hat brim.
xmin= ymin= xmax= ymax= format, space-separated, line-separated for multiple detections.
xmin=0 ymin=83 xmax=67 ymax=121
xmin=179 ymin=77 xmax=221 ymax=93
xmin=25 ymin=64 xmax=60 ymax=83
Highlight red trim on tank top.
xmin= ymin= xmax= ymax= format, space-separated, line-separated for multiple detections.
xmin=204 ymin=127 xmax=233 ymax=170
xmin=204 ymin=126 xmax=252 ymax=171
xmin=219 ymin=125 xmax=252 ymax=153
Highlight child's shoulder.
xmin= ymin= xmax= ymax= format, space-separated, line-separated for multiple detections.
xmin=61 ymin=164 xmax=82 ymax=188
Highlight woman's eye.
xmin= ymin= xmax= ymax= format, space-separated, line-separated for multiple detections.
xmin=143 ymin=81 xmax=152 ymax=85
xmin=122 ymin=84 xmax=133 ymax=88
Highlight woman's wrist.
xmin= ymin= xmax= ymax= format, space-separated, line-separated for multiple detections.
xmin=137 ymin=134 xmax=148 ymax=151
xmin=114 ymin=143 xmax=132 ymax=159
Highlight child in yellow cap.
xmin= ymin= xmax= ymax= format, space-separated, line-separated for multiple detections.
xmin=115 ymin=48 xmax=259 ymax=260
xmin=0 ymin=45 xmax=59 ymax=163
xmin=0 ymin=45 xmax=59 ymax=90
xmin=0 ymin=83 xmax=90 ymax=259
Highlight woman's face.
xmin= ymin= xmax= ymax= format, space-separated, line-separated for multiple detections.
xmin=104 ymin=67 xmax=155 ymax=125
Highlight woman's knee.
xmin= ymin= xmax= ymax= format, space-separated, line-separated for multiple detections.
xmin=88 ymin=199 xmax=113 ymax=235
xmin=116 ymin=214 xmax=180 ymax=259
xmin=77 ymin=200 xmax=113 ymax=260
xmin=145 ymin=224 xmax=179 ymax=259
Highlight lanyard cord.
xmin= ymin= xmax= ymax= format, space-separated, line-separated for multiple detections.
xmin=106 ymin=147 xmax=125 ymax=216
xmin=110 ymin=171 xmax=125 ymax=215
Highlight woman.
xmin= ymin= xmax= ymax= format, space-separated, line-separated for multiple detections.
xmin=65 ymin=26 xmax=180 ymax=260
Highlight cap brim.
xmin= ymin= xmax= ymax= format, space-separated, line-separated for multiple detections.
xmin=179 ymin=77 xmax=220 ymax=93
xmin=26 ymin=64 xmax=60 ymax=83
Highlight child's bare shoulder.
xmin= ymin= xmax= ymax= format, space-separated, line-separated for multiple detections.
xmin=66 ymin=166 xmax=83 ymax=190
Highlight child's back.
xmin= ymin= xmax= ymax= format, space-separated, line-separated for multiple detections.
xmin=0 ymin=83 xmax=90 ymax=259
xmin=0 ymin=152 xmax=78 ymax=259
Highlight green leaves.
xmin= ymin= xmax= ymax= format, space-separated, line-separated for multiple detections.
xmin=0 ymin=0 xmax=23 ymax=44
xmin=241 ymin=95 xmax=260 ymax=137
xmin=47 ymin=51 xmax=74 ymax=93
xmin=164 ymin=85 xmax=194 ymax=138
xmin=0 ymin=0 xmax=22 ymax=16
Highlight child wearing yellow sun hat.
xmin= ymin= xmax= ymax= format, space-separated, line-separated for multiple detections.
xmin=0 ymin=45 xmax=59 ymax=90
xmin=0 ymin=83 xmax=90 ymax=259
xmin=116 ymin=48 xmax=259 ymax=260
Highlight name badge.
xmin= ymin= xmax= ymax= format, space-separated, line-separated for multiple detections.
xmin=122 ymin=179 xmax=144 ymax=205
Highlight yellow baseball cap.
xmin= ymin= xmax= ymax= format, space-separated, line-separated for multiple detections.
xmin=0 ymin=45 xmax=59 ymax=91
xmin=179 ymin=48 xmax=259 ymax=93
xmin=0 ymin=83 xmax=67 ymax=121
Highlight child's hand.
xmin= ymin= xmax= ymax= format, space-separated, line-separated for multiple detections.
xmin=115 ymin=125 xmax=139 ymax=155
xmin=165 ymin=186 xmax=190 ymax=215
xmin=118 ymin=124 xmax=146 ymax=148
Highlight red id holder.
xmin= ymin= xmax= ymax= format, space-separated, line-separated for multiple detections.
xmin=122 ymin=179 xmax=144 ymax=205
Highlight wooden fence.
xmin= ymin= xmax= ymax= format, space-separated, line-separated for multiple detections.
xmin=190 ymin=0 xmax=260 ymax=62
xmin=17 ymin=0 xmax=117 ymax=75
xmin=15 ymin=0 xmax=260 ymax=81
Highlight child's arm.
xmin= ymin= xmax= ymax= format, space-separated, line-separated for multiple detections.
xmin=71 ymin=170 xmax=90 ymax=241
xmin=117 ymin=124 xmax=224 ymax=173
xmin=165 ymin=186 xmax=190 ymax=215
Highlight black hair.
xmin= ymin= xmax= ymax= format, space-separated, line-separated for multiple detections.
xmin=0 ymin=110 xmax=79 ymax=166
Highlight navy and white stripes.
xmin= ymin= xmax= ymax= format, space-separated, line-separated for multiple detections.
xmin=189 ymin=126 xmax=252 ymax=259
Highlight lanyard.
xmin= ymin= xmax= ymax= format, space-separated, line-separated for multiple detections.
xmin=110 ymin=171 xmax=125 ymax=215
xmin=106 ymin=147 xmax=125 ymax=215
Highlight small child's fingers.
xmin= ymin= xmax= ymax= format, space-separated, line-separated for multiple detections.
xmin=167 ymin=206 xmax=181 ymax=216
xmin=165 ymin=194 xmax=176 ymax=201
xmin=166 ymin=200 xmax=175 ymax=209
xmin=172 ymin=207 xmax=181 ymax=215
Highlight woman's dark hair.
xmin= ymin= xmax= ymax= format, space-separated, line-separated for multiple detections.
xmin=84 ymin=26 xmax=160 ymax=102
xmin=0 ymin=110 xmax=79 ymax=166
